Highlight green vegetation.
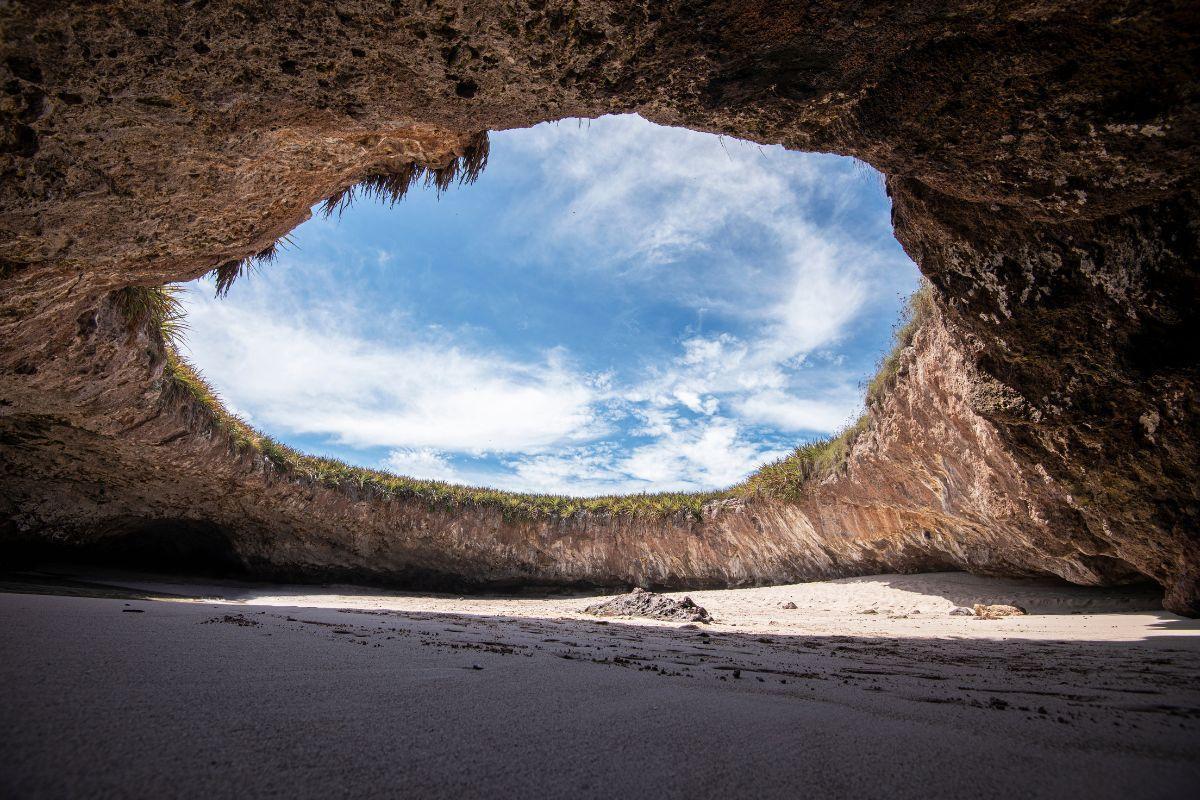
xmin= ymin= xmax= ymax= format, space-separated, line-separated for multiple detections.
xmin=212 ymin=242 xmax=275 ymax=298
xmin=737 ymin=415 xmax=869 ymax=501
xmin=865 ymin=282 xmax=933 ymax=408
xmin=736 ymin=282 xmax=933 ymax=501
xmin=111 ymin=284 xmax=188 ymax=344
xmin=161 ymin=349 xmax=723 ymax=520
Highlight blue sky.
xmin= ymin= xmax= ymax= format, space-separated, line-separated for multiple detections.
xmin=178 ymin=115 xmax=919 ymax=495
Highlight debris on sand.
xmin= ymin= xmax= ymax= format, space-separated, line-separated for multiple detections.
xmin=948 ymin=606 xmax=975 ymax=616
xmin=583 ymin=587 xmax=712 ymax=623
xmin=973 ymin=604 xmax=1027 ymax=619
xmin=780 ymin=601 xmax=798 ymax=609
xmin=202 ymin=614 xmax=261 ymax=627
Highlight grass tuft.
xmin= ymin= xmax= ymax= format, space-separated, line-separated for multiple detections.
xmin=736 ymin=416 xmax=869 ymax=501
xmin=111 ymin=284 xmax=188 ymax=344
xmin=210 ymin=238 xmax=293 ymax=297
xmin=322 ymin=162 xmax=421 ymax=216
xmin=211 ymin=260 xmax=247 ymax=297
xmin=865 ymin=282 xmax=934 ymax=408
xmin=459 ymin=130 xmax=490 ymax=183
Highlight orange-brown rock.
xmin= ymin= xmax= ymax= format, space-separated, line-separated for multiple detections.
xmin=1 ymin=2 xmax=1197 ymax=614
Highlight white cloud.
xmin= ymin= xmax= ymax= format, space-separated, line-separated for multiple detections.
xmin=479 ymin=417 xmax=789 ymax=497
xmin=733 ymin=390 xmax=858 ymax=433
xmin=383 ymin=448 xmax=459 ymax=482
xmin=495 ymin=446 xmax=640 ymax=496
xmin=180 ymin=281 xmax=608 ymax=453
xmin=507 ymin=115 xmax=888 ymax=438
xmin=176 ymin=115 xmax=916 ymax=494
xmin=619 ymin=418 xmax=789 ymax=490
xmin=508 ymin=116 xmax=813 ymax=273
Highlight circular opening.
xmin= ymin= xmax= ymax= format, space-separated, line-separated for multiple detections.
xmin=173 ymin=115 xmax=919 ymax=498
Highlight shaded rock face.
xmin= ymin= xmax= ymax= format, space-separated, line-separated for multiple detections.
xmin=1 ymin=2 xmax=1196 ymax=614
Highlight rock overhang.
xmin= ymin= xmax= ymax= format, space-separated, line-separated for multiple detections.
xmin=1 ymin=1 xmax=1196 ymax=614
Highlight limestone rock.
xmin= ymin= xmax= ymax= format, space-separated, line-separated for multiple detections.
xmin=973 ymin=604 xmax=1028 ymax=620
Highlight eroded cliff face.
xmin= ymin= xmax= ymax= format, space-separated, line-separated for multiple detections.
xmin=1 ymin=2 xmax=1196 ymax=612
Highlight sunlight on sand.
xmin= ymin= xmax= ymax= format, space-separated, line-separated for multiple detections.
xmin=58 ymin=569 xmax=1200 ymax=647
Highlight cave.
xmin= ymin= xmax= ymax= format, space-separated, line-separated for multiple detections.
xmin=1 ymin=1 xmax=1197 ymax=620
xmin=3 ymin=4 xmax=1199 ymax=797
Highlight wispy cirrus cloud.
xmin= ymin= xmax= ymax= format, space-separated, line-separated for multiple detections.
xmin=507 ymin=115 xmax=891 ymax=436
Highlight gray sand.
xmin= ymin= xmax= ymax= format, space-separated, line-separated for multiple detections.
xmin=1 ymin=572 xmax=1198 ymax=799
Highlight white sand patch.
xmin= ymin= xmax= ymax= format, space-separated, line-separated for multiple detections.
xmin=33 ymin=568 xmax=1195 ymax=647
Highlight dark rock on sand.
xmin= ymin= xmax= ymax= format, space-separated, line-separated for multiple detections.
xmin=584 ymin=588 xmax=712 ymax=624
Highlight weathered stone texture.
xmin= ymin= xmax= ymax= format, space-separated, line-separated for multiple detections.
xmin=2 ymin=2 xmax=1196 ymax=613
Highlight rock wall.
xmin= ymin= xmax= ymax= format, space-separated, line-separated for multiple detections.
xmin=2 ymin=1 xmax=1196 ymax=612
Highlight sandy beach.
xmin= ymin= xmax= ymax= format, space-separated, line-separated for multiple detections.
xmin=2 ymin=569 xmax=1197 ymax=798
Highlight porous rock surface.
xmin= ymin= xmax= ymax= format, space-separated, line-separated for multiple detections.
xmin=1 ymin=2 xmax=1197 ymax=614
xmin=584 ymin=588 xmax=712 ymax=624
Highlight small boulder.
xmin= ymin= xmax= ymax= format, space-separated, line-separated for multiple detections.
xmin=973 ymin=603 xmax=1027 ymax=619
xmin=948 ymin=606 xmax=975 ymax=616
xmin=584 ymin=587 xmax=712 ymax=623
xmin=780 ymin=601 xmax=798 ymax=610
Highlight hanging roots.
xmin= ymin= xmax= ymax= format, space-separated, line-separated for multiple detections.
xmin=458 ymin=130 xmax=490 ymax=183
xmin=210 ymin=132 xmax=489 ymax=296
xmin=320 ymin=130 xmax=490 ymax=217
xmin=211 ymin=237 xmax=289 ymax=297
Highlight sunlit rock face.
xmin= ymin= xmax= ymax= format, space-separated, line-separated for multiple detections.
xmin=1 ymin=2 xmax=1196 ymax=614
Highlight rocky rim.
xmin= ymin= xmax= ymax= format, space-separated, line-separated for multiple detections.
xmin=1 ymin=1 xmax=1196 ymax=614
